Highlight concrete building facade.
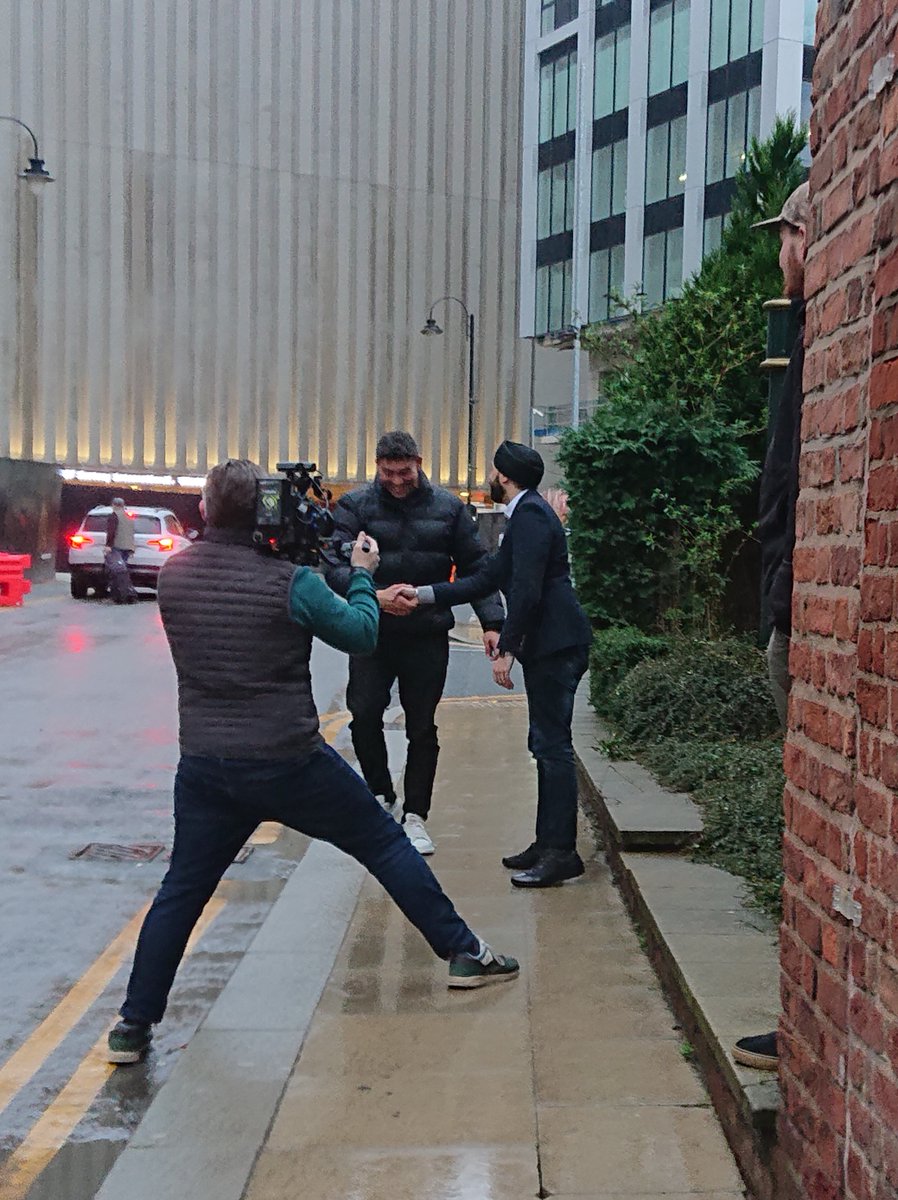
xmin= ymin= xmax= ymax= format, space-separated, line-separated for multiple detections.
xmin=0 ymin=0 xmax=532 ymax=493
xmin=520 ymin=0 xmax=818 ymax=340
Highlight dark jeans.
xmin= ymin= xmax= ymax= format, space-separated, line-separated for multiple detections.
xmin=347 ymin=632 xmax=450 ymax=819
xmin=522 ymin=645 xmax=589 ymax=854
xmin=121 ymin=744 xmax=478 ymax=1025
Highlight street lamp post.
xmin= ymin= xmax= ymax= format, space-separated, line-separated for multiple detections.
xmin=530 ymin=408 xmax=544 ymax=448
xmin=0 ymin=116 xmax=54 ymax=191
xmin=421 ymin=296 xmax=476 ymax=507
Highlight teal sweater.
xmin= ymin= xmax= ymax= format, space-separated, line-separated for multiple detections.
xmin=288 ymin=565 xmax=379 ymax=654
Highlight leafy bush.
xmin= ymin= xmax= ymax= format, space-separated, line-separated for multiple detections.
xmin=589 ymin=627 xmax=670 ymax=714
xmin=605 ymin=638 xmax=779 ymax=744
xmin=643 ymin=738 xmax=785 ymax=918
xmin=559 ymin=117 xmax=808 ymax=634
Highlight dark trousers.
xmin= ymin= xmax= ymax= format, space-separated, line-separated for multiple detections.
xmin=522 ymin=646 xmax=589 ymax=853
xmin=121 ymin=744 xmax=478 ymax=1025
xmin=347 ymin=632 xmax=450 ymax=820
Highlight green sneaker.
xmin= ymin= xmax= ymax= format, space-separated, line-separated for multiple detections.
xmin=107 ymin=1019 xmax=152 ymax=1064
xmin=448 ymin=941 xmax=520 ymax=989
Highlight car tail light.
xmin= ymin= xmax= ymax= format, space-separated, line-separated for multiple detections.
xmin=147 ymin=537 xmax=175 ymax=551
xmin=69 ymin=534 xmax=93 ymax=548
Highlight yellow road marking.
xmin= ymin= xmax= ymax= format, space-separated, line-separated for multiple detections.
xmin=249 ymin=822 xmax=282 ymax=845
xmin=322 ymin=712 xmax=351 ymax=742
xmin=0 ymin=898 xmax=225 ymax=1200
xmin=0 ymin=906 xmax=151 ymax=1118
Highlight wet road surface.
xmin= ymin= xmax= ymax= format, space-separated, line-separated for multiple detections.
xmin=0 ymin=581 xmax=496 ymax=1199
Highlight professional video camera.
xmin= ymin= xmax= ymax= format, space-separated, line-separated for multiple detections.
xmin=253 ymin=461 xmax=350 ymax=567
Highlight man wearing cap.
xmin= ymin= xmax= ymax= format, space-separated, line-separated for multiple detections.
xmin=412 ymin=441 xmax=592 ymax=888
xmin=731 ymin=181 xmax=809 ymax=1074
xmin=105 ymin=497 xmax=138 ymax=604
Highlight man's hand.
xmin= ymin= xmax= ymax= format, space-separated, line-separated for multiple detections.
xmin=492 ymin=653 xmax=515 ymax=690
xmin=351 ymin=531 xmax=380 ymax=574
xmin=482 ymin=630 xmax=501 ymax=659
xmin=104 ymin=546 xmax=112 ymax=557
xmin=377 ymin=582 xmax=418 ymax=616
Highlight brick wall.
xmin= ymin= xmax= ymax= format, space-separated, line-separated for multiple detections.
xmin=780 ymin=3 xmax=898 ymax=1198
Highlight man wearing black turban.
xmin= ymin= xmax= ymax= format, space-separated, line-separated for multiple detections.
xmin=412 ymin=441 xmax=592 ymax=887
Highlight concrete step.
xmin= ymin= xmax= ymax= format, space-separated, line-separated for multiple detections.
xmin=572 ymin=687 xmax=703 ymax=850
xmin=573 ymin=682 xmax=781 ymax=1200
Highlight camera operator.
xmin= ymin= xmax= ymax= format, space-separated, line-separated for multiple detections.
xmin=107 ymin=459 xmax=518 ymax=1065
xmin=412 ymin=441 xmax=592 ymax=889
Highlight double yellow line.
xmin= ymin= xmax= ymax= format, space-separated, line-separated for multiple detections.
xmin=0 ymin=901 xmax=224 ymax=1200
xmin=0 ymin=708 xmax=352 ymax=1197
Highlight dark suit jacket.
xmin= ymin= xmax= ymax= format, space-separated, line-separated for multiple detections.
xmin=430 ymin=490 xmax=591 ymax=662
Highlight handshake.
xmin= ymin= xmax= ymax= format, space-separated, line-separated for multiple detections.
xmin=377 ymin=582 xmax=419 ymax=617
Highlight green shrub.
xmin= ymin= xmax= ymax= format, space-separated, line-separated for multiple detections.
xmin=589 ymin=627 xmax=670 ymax=715
xmin=559 ymin=116 xmax=808 ymax=634
xmin=606 ymin=638 xmax=779 ymax=744
xmin=643 ymin=738 xmax=785 ymax=918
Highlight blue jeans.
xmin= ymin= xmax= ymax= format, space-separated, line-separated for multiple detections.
xmin=522 ymin=646 xmax=589 ymax=854
xmin=122 ymin=744 xmax=478 ymax=1024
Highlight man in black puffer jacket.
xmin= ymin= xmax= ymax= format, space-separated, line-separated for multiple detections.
xmin=326 ymin=431 xmax=504 ymax=856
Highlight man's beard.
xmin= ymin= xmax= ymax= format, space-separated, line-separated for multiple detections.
xmin=489 ymin=479 xmax=506 ymax=504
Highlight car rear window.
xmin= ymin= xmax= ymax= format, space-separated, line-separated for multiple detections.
xmin=81 ymin=513 xmax=161 ymax=534
xmin=164 ymin=515 xmax=184 ymax=535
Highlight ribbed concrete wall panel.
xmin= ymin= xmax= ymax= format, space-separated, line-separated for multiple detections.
xmin=0 ymin=0 xmax=526 ymax=485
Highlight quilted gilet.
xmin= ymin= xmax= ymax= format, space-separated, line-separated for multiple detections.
xmin=157 ymin=528 xmax=320 ymax=760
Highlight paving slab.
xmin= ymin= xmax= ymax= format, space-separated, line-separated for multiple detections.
xmin=572 ymin=686 xmax=702 ymax=849
xmin=96 ymin=700 xmax=744 ymax=1200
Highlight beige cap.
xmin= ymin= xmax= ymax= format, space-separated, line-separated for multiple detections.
xmin=752 ymin=181 xmax=810 ymax=230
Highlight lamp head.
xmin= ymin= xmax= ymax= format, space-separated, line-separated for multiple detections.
xmin=421 ymin=317 xmax=443 ymax=336
xmin=19 ymin=157 xmax=54 ymax=194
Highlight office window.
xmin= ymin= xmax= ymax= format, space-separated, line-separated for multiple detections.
xmin=535 ymin=258 xmax=573 ymax=336
xmin=705 ymin=85 xmax=760 ymax=183
xmin=592 ymin=139 xmax=627 ymax=221
xmin=704 ymin=215 xmax=724 ymax=254
xmin=645 ymin=115 xmax=687 ymax=204
xmin=710 ymin=0 xmax=764 ymax=69
xmin=541 ymin=0 xmax=578 ymax=35
xmin=642 ymin=226 xmax=683 ymax=310
xmin=648 ymin=0 xmax=689 ymax=96
xmin=589 ymin=243 xmax=626 ymax=323
xmin=539 ymin=45 xmax=578 ymax=143
xmin=804 ymin=0 xmax=818 ymax=45
xmin=538 ymin=159 xmax=576 ymax=238
xmin=594 ymin=25 xmax=631 ymax=119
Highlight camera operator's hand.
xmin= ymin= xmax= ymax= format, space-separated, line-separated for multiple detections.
xmin=351 ymin=531 xmax=380 ymax=574
xmin=377 ymin=583 xmax=418 ymax=616
xmin=492 ymin=653 xmax=515 ymax=690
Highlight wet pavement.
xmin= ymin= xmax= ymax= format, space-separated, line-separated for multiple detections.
xmin=92 ymin=700 xmax=747 ymax=1200
xmin=0 ymin=580 xmax=499 ymax=1199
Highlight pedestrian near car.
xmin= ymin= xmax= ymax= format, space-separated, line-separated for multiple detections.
xmin=105 ymin=497 xmax=138 ymax=604
xmin=106 ymin=459 xmax=518 ymax=1065
xmin=325 ymin=431 xmax=505 ymax=856
xmin=731 ymin=180 xmax=810 ymax=1075
xmin=412 ymin=441 xmax=593 ymax=888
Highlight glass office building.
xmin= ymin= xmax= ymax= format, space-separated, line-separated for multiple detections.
xmin=521 ymin=0 xmax=817 ymax=336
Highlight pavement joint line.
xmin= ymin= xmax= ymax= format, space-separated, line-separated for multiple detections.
xmin=0 ymin=904 xmax=151 ymax=1118
xmin=0 ymin=899 xmax=225 ymax=1200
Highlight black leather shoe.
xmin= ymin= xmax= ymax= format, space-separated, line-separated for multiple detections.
xmin=511 ymin=850 xmax=585 ymax=888
xmin=502 ymin=842 xmax=540 ymax=870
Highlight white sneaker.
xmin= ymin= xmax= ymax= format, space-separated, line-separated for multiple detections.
xmin=403 ymin=813 xmax=435 ymax=855
xmin=375 ymin=795 xmax=400 ymax=821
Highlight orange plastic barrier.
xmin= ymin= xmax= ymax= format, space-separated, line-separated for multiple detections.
xmin=0 ymin=553 xmax=32 ymax=607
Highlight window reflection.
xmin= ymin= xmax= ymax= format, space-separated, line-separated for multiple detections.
xmin=648 ymin=0 xmax=690 ymax=96
xmin=539 ymin=45 xmax=578 ymax=143
xmin=594 ymin=26 xmax=631 ymax=119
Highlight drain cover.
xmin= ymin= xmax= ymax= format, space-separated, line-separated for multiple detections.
xmin=70 ymin=843 xmax=165 ymax=862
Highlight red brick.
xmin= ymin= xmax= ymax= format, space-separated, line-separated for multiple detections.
xmin=870 ymin=357 xmax=898 ymax=410
xmin=860 ymin=573 xmax=895 ymax=620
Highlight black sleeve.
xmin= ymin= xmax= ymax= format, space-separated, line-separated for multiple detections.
xmin=431 ymin=551 xmax=503 ymax=607
xmin=450 ymin=504 xmax=505 ymax=632
xmin=106 ymin=514 xmax=117 ymax=546
xmin=496 ymin=506 xmax=553 ymax=658
xmin=324 ymin=495 xmax=362 ymax=597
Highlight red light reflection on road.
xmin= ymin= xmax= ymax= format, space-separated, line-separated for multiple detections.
xmin=61 ymin=626 xmax=91 ymax=654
